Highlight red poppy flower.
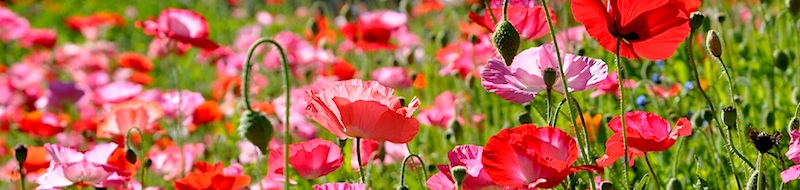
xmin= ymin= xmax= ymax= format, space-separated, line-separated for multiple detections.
xmin=572 ymin=0 xmax=692 ymax=60
xmin=18 ymin=111 xmax=68 ymax=138
xmin=596 ymin=111 xmax=691 ymax=167
xmin=482 ymin=124 xmax=602 ymax=188
xmin=413 ymin=0 xmax=444 ymax=16
xmin=19 ymin=29 xmax=57 ymax=49
xmin=65 ymin=12 xmax=124 ymax=40
xmin=21 ymin=146 xmax=51 ymax=175
xmin=305 ymin=79 xmax=421 ymax=143
xmin=192 ymin=101 xmax=223 ymax=125
xmin=136 ymin=8 xmax=219 ymax=50
xmin=340 ymin=10 xmax=409 ymax=51
xmin=305 ymin=16 xmax=337 ymax=47
xmin=268 ymin=138 xmax=343 ymax=179
xmin=174 ymin=162 xmax=251 ymax=190
xmin=106 ymin=147 xmax=140 ymax=179
xmin=468 ymin=3 xmax=555 ymax=40
xmin=118 ymin=52 xmax=154 ymax=72
xmin=647 ymin=83 xmax=681 ymax=98
xmin=325 ymin=58 xmax=357 ymax=81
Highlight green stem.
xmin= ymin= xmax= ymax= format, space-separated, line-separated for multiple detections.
xmin=399 ymin=154 xmax=428 ymax=190
xmin=716 ymin=56 xmax=736 ymax=105
xmin=501 ymin=0 xmax=509 ymax=21
xmin=538 ymin=1 xmax=594 ymax=189
xmin=484 ymin=0 xmax=498 ymax=25
xmin=242 ymin=38 xmax=292 ymax=190
xmin=756 ymin=153 xmax=763 ymax=190
xmin=644 ymin=153 xmax=662 ymax=190
xmin=356 ymin=138 xmax=366 ymax=183
xmin=613 ymin=36 xmax=631 ymax=190
xmin=546 ymin=88 xmax=552 ymax=124
xmin=572 ymin=98 xmax=594 ymax=160
xmin=794 ymin=102 xmax=800 ymax=117
xmin=18 ymin=163 xmax=25 ymax=190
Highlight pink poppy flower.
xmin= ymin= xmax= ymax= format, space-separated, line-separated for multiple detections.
xmin=555 ymin=26 xmax=587 ymax=52
xmin=268 ymin=138 xmax=343 ymax=179
xmin=314 ymin=183 xmax=371 ymax=190
xmin=8 ymin=62 xmax=46 ymax=90
xmin=351 ymin=138 xmax=381 ymax=170
xmin=482 ymin=125 xmax=602 ymax=188
xmin=94 ymin=81 xmax=143 ymax=104
xmin=264 ymin=31 xmax=333 ymax=77
xmin=147 ymin=37 xmax=191 ymax=58
xmin=249 ymin=177 xmax=284 ymax=190
xmin=436 ymin=34 xmax=496 ymax=79
xmin=339 ymin=10 xmax=410 ymax=51
xmin=371 ymin=67 xmax=412 ymax=89
xmin=158 ymin=90 xmax=205 ymax=125
xmin=126 ymin=179 xmax=163 ymax=190
xmin=236 ymin=140 xmax=265 ymax=165
xmin=35 ymin=143 xmax=129 ymax=189
xmin=19 ymin=29 xmax=57 ymax=49
xmin=596 ymin=111 xmax=692 ymax=167
xmin=273 ymin=87 xmax=318 ymax=140
xmin=480 ymin=44 xmax=608 ymax=104
xmin=0 ymin=7 xmax=30 ymax=42
xmin=136 ymin=8 xmax=218 ymax=50
xmin=427 ymin=145 xmax=505 ymax=190
xmin=256 ymin=11 xmax=273 ymax=26
xmin=468 ymin=1 xmax=553 ymax=40
xmin=147 ymin=143 xmax=205 ymax=180
xmin=305 ymin=79 xmax=421 ymax=143
xmin=96 ymin=100 xmax=164 ymax=138
xmin=589 ymin=71 xmax=636 ymax=99
xmin=417 ymin=91 xmax=457 ymax=128
xmin=781 ymin=130 xmax=800 ymax=183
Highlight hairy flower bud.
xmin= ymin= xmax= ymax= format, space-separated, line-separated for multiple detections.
xmin=773 ymin=49 xmax=790 ymax=71
xmin=745 ymin=170 xmax=760 ymax=190
xmin=492 ymin=20 xmax=521 ymax=66
xmin=723 ymin=106 xmax=737 ymax=129
xmin=543 ymin=68 xmax=557 ymax=89
xmin=789 ymin=117 xmax=800 ymax=132
xmin=689 ymin=12 xmax=705 ymax=32
xmin=125 ymin=148 xmax=138 ymax=164
xmin=238 ymin=110 xmax=273 ymax=153
xmin=14 ymin=144 xmax=28 ymax=164
xmin=706 ymin=30 xmax=722 ymax=58
xmin=667 ymin=178 xmax=683 ymax=190
xmin=450 ymin=166 xmax=468 ymax=185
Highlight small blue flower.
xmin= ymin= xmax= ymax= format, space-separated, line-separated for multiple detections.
xmin=636 ymin=95 xmax=648 ymax=108
xmin=651 ymin=74 xmax=662 ymax=84
xmin=684 ymin=81 xmax=694 ymax=90
xmin=655 ymin=60 xmax=665 ymax=70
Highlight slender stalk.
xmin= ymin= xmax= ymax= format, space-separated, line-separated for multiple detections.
xmin=756 ymin=153 xmax=763 ymax=190
xmin=613 ymin=37 xmax=631 ymax=189
xmin=644 ymin=153 xmax=662 ymax=190
xmin=18 ymin=163 xmax=25 ymax=190
xmin=356 ymin=138 xmax=366 ymax=183
xmin=399 ymin=154 xmax=428 ymax=190
xmin=546 ymin=88 xmax=552 ymax=124
xmin=572 ymin=98 xmax=594 ymax=159
xmin=242 ymin=38 xmax=292 ymax=189
xmin=484 ymin=0 xmax=498 ymax=25
xmin=794 ymin=102 xmax=800 ymax=117
xmin=716 ymin=57 xmax=736 ymax=105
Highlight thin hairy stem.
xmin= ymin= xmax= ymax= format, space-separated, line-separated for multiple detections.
xmin=356 ymin=138 xmax=366 ymax=183
xmin=613 ymin=37 xmax=631 ymax=190
xmin=399 ymin=154 xmax=429 ymax=190
xmin=644 ymin=153 xmax=662 ymax=190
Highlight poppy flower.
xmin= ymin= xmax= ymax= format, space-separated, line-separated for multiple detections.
xmin=305 ymin=79 xmax=421 ymax=143
xmin=20 ymin=146 xmax=51 ymax=176
xmin=65 ymin=12 xmax=124 ymax=40
xmin=93 ymin=81 xmax=144 ymax=104
xmin=573 ymin=113 xmax=603 ymax=142
xmin=339 ymin=10 xmax=410 ymax=51
xmin=436 ymin=34 xmax=496 ymax=79
xmin=268 ymin=138 xmax=343 ymax=179
xmin=136 ymin=8 xmax=219 ymax=50
xmin=555 ymin=26 xmax=587 ymax=52
xmin=468 ymin=1 xmax=554 ymax=40
xmin=482 ymin=124 xmax=602 ymax=188
xmin=572 ymin=0 xmax=692 ymax=60
xmin=158 ymin=90 xmax=205 ymax=126
xmin=263 ymin=31 xmax=333 ymax=77
xmin=191 ymin=101 xmax=223 ymax=126
xmin=97 ymin=100 xmax=164 ymax=139
xmin=42 ymin=81 xmax=85 ymax=109
xmin=0 ymin=7 xmax=30 ymax=42
xmin=417 ymin=91 xmax=458 ymax=128
xmin=305 ymin=15 xmax=337 ymax=46
xmin=480 ymin=43 xmax=608 ymax=104
xmin=106 ymin=147 xmax=140 ymax=179
xmin=18 ymin=111 xmax=68 ymax=138
xmin=781 ymin=130 xmax=800 ymax=183
xmin=236 ymin=140 xmax=265 ymax=165
xmin=350 ymin=138 xmax=381 ymax=170
xmin=427 ymin=145 xmax=505 ymax=190
xmin=173 ymin=162 xmax=250 ymax=190
xmin=118 ymin=52 xmax=154 ymax=72
xmin=128 ymin=71 xmax=153 ymax=85
xmin=273 ymin=87 xmax=319 ymax=140
xmin=148 ymin=143 xmax=205 ymax=180
xmin=325 ymin=58 xmax=357 ymax=81
xmin=371 ymin=67 xmax=413 ymax=89
xmin=589 ymin=71 xmax=636 ymax=99
xmin=35 ymin=143 xmax=129 ymax=189
xmin=596 ymin=111 xmax=692 ymax=167
xmin=314 ymin=183 xmax=371 ymax=190
xmin=19 ymin=29 xmax=57 ymax=49
xmin=647 ymin=83 xmax=681 ymax=98
xmin=413 ymin=0 xmax=444 ymax=16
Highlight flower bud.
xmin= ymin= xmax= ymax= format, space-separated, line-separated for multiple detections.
xmin=543 ymin=68 xmax=557 ymax=89
xmin=745 ymin=170 xmax=760 ymax=190
xmin=773 ymin=49 xmax=790 ymax=71
xmin=789 ymin=117 xmax=799 ymax=131
xmin=667 ymin=178 xmax=683 ymax=190
xmin=492 ymin=20 xmax=521 ymax=66
xmin=518 ymin=111 xmax=533 ymax=124
xmin=395 ymin=185 xmax=410 ymax=190
xmin=599 ymin=182 xmax=614 ymax=190
xmin=238 ymin=110 xmax=273 ymax=153
xmin=125 ymin=148 xmax=138 ymax=164
xmin=716 ymin=13 xmax=727 ymax=23
xmin=450 ymin=166 xmax=468 ymax=185
xmin=14 ymin=144 xmax=28 ymax=164
xmin=144 ymin=159 xmax=152 ymax=168
xmin=689 ymin=12 xmax=705 ymax=32
xmin=722 ymin=106 xmax=737 ymax=129
xmin=789 ymin=0 xmax=800 ymax=16
xmin=706 ymin=30 xmax=722 ymax=58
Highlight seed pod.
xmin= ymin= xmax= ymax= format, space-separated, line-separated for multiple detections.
xmin=689 ymin=12 xmax=705 ymax=32
xmin=125 ymin=148 xmax=138 ymax=164
xmin=450 ymin=166 xmax=468 ymax=185
xmin=543 ymin=68 xmax=557 ymax=89
xmin=706 ymin=30 xmax=722 ymax=58
xmin=14 ymin=144 xmax=28 ymax=164
xmin=492 ymin=20 xmax=521 ymax=66
xmin=722 ymin=106 xmax=737 ymax=129
xmin=773 ymin=49 xmax=790 ymax=71
xmin=666 ymin=178 xmax=683 ymax=190
xmin=238 ymin=110 xmax=273 ymax=153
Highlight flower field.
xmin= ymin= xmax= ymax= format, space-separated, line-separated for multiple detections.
xmin=2 ymin=0 xmax=800 ymax=189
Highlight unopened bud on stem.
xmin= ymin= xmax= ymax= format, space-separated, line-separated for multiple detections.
xmin=706 ymin=30 xmax=723 ymax=58
xmin=690 ymin=12 xmax=705 ymax=32
xmin=14 ymin=144 xmax=28 ymax=164
xmin=492 ymin=20 xmax=520 ymax=66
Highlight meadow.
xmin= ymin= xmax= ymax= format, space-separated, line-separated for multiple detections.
xmin=2 ymin=0 xmax=800 ymax=189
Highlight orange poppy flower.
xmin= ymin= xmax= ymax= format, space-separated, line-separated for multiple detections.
xmin=173 ymin=162 xmax=251 ymax=190
xmin=107 ymin=147 xmax=140 ymax=179
xmin=192 ymin=101 xmax=223 ymax=126
xmin=97 ymin=100 xmax=164 ymax=139
xmin=573 ymin=114 xmax=604 ymax=142
xmin=20 ymin=146 xmax=50 ymax=175
xmin=412 ymin=72 xmax=426 ymax=89
xmin=129 ymin=71 xmax=153 ymax=85
xmin=118 ymin=52 xmax=154 ymax=72
xmin=305 ymin=16 xmax=337 ymax=47
xmin=413 ymin=0 xmax=444 ymax=16
xmin=252 ymin=101 xmax=275 ymax=116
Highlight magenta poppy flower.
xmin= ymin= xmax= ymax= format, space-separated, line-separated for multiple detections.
xmin=589 ymin=71 xmax=636 ymax=99
xmin=480 ymin=44 xmax=608 ymax=104
xmin=35 ymin=143 xmax=129 ymax=189
xmin=469 ymin=0 xmax=553 ymax=40
xmin=781 ymin=130 xmax=800 ymax=183
xmin=417 ymin=91 xmax=457 ymax=128
xmin=136 ymin=8 xmax=218 ymax=50
xmin=339 ymin=10 xmax=411 ymax=51
xmin=596 ymin=111 xmax=691 ymax=167
xmin=268 ymin=138 xmax=343 ymax=179
xmin=314 ymin=182 xmax=371 ymax=190
xmin=147 ymin=143 xmax=205 ymax=180
xmin=436 ymin=34 xmax=495 ymax=79
xmin=0 ymin=7 xmax=30 ymax=42
xmin=427 ymin=145 xmax=505 ymax=190
xmin=482 ymin=125 xmax=602 ymax=188
xmin=305 ymin=79 xmax=420 ymax=143
xmin=371 ymin=67 xmax=412 ymax=89
xmin=263 ymin=31 xmax=333 ymax=76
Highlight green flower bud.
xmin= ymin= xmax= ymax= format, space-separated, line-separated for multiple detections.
xmin=125 ymin=148 xmax=138 ymax=164
xmin=450 ymin=166 xmax=468 ymax=185
xmin=722 ymin=106 xmax=737 ymax=129
xmin=773 ymin=49 xmax=790 ymax=71
xmin=599 ymin=182 xmax=614 ymax=190
xmin=689 ymin=12 xmax=705 ymax=32
xmin=492 ymin=20 xmax=521 ymax=66
xmin=667 ymin=178 xmax=683 ymax=190
xmin=706 ymin=30 xmax=722 ymax=58
xmin=745 ymin=170 xmax=760 ymax=190
xmin=543 ymin=68 xmax=557 ymax=90
xmin=14 ymin=144 xmax=28 ymax=164
xmin=789 ymin=117 xmax=799 ymax=131
xmin=518 ymin=111 xmax=533 ymax=124
xmin=238 ymin=110 xmax=273 ymax=153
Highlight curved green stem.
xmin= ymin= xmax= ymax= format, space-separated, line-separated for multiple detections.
xmin=644 ymin=153 xmax=662 ymax=190
xmin=613 ymin=36 xmax=631 ymax=190
xmin=242 ymin=38 xmax=292 ymax=189
xmin=484 ymin=0 xmax=498 ymax=25
xmin=125 ymin=127 xmax=146 ymax=187
xmin=399 ymin=154 xmax=429 ymax=189
xmin=356 ymin=138 xmax=366 ymax=183
xmin=572 ymin=98 xmax=594 ymax=159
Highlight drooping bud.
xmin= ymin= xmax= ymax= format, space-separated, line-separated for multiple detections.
xmin=706 ymin=30 xmax=722 ymax=58
xmin=722 ymin=106 xmax=737 ymax=129
xmin=543 ymin=68 xmax=557 ymax=89
xmin=14 ymin=144 xmax=28 ymax=164
xmin=125 ymin=148 xmax=138 ymax=164
xmin=773 ymin=49 xmax=790 ymax=71
xmin=238 ymin=110 xmax=273 ymax=153
xmin=788 ymin=0 xmax=800 ymax=16
xmin=340 ymin=3 xmax=355 ymax=22
xmin=666 ymin=178 xmax=683 ymax=190
xmin=689 ymin=12 xmax=705 ymax=32
xmin=450 ymin=166 xmax=468 ymax=185
xmin=492 ymin=20 xmax=521 ymax=66
xmin=716 ymin=13 xmax=727 ymax=23
xmin=745 ymin=170 xmax=760 ymax=190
